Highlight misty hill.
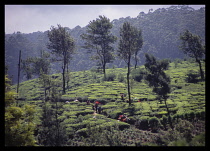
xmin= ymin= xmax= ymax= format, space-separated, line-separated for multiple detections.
xmin=5 ymin=5 xmax=205 ymax=84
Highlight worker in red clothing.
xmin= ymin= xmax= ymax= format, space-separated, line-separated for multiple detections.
xmin=94 ymin=101 xmax=100 ymax=113
xmin=118 ymin=114 xmax=127 ymax=122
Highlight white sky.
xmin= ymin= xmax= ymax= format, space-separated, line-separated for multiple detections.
xmin=5 ymin=5 xmax=205 ymax=34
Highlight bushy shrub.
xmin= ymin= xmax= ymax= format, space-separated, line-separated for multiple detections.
xmin=117 ymin=73 xmax=124 ymax=82
xmin=160 ymin=115 xmax=168 ymax=130
xmin=102 ymin=73 xmax=116 ymax=81
xmin=117 ymin=122 xmax=130 ymax=130
xmin=185 ymin=70 xmax=200 ymax=83
xmin=189 ymin=132 xmax=205 ymax=146
xmin=135 ymin=116 xmax=149 ymax=130
xmin=174 ymin=58 xmax=182 ymax=68
xmin=131 ymin=68 xmax=146 ymax=82
xmin=108 ymin=110 xmax=123 ymax=119
xmin=149 ymin=117 xmax=160 ymax=132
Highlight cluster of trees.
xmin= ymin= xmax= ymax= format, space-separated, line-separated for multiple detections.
xmin=5 ymin=5 xmax=205 ymax=85
xmin=4 ymin=6 xmax=205 ymax=146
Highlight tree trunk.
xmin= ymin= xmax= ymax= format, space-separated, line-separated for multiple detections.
xmin=17 ymin=50 xmax=21 ymax=95
xmin=62 ymin=62 xmax=66 ymax=94
xmin=103 ymin=63 xmax=106 ymax=80
xmin=134 ymin=52 xmax=138 ymax=69
xmin=197 ymin=59 xmax=204 ymax=80
xmin=127 ymin=56 xmax=131 ymax=106
xmin=164 ymin=97 xmax=173 ymax=129
xmin=66 ymin=62 xmax=69 ymax=89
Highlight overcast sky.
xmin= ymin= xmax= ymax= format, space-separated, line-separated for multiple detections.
xmin=5 ymin=5 xmax=205 ymax=34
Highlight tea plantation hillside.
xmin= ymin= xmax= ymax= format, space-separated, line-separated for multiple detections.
xmin=11 ymin=59 xmax=205 ymax=146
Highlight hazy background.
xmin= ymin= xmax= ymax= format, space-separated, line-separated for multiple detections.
xmin=5 ymin=5 xmax=205 ymax=34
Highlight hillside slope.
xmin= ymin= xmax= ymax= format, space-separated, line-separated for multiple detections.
xmin=13 ymin=59 xmax=205 ymax=114
xmin=11 ymin=59 xmax=205 ymax=146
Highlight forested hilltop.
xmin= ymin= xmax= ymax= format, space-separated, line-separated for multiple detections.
xmin=5 ymin=5 xmax=205 ymax=84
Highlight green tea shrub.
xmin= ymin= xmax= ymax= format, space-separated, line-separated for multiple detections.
xmin=127 ymin=116 xmax=136 ymax=124
xmin=185 ymin=70 xmax=200 ymax=83
xmin=160 ymin=115 xmax=168 ymax=130
xmin=108 ymin=110 xmax=123 ymax=119
xmin=76 ymin=109 xmax=93 ymax=116
xmin=131 ymin=68 xmax=146 ymax=82
xmin=117 ymin=73 xmax=124 ymax=82
xmin=168 ymin=139 xmax=189 ymax=146
xmin=149 ymin=117 xmax=160 ymax=132
xmin=135 ymin=116 xmax=149 ymax=130
xmin=76 ymin=128 xmax=88 ymax=137
xmin=200 ymin=111 xmax=205 ymax=120
xmin=102 ymin=73 xmax=116 ymax=81
xmin=117 ymin=122 xmax=130 ymax=130
xmin=189 ymin=132 xmax=205 ymax=146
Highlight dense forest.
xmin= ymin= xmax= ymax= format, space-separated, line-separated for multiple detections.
xmin=5 ymin=5 xmax=205 ymax=146
xmin=5 ymin=5 xmax=205 ymax=84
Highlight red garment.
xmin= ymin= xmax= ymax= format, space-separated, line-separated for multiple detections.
xmin=95 ymin=101 xmax=100 ymax=104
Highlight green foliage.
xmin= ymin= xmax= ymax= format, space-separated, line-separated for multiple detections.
xmin=102 ymin=72 xmax=116 ymax=81
xmin=48 ymin=24 xmax=76 ymax=94
xmin=185 ymin=70 xmax=200 ymax=83
xmin=179 ymin=30 xmax=205 ymax=80
xmin=81 ymin=15 xmax=117 ymax=77
xmin=189 ymin=132 xmax=205 ymax=146
xmin=5 ymin=75 xmax=37 ymax=146
xmin=117 ymin=73 xmax=125 ymax=82
xmin=131 ymin=68 xmax=147 ymax=82
xmin=144 ymin=53 xmax=171 ymax=97
xmin=149 ymin=117 xmax=160 ymax=132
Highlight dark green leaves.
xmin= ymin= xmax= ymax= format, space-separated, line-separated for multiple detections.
xmin=179 ymin=30 xmax=205 ymax=59
xmin=144 ymin=53 xmax=171 ymax=97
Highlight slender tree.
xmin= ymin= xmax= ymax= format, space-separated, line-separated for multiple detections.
xmin=180 ymin=30 xmax=205 ymax=80
xmin=133 ymin=29 xmax=143 ymax=69
xmin=47 ymin=24 xmax=75 ymax=94
xmin=144 ymin=53 xmax=173 ymax=128
xmin=117 ymin=22 xmax=143 ymax=105
xmin=17 ymin=50 xmax=21 ymax=95
xmin=81 ymin=15 xmax=117 ymax=79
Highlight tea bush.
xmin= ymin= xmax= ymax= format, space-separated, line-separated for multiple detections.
xmin=102 ymin=73 xmax=116 ymax=81
xmin=185 ymin=70 xmax=200 ymax=83
xmin=117 ymin=73 xmax=125 ymax=82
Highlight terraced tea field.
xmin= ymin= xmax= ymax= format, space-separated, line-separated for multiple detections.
xmin=12 ymin=60 xmax=205 ymax=146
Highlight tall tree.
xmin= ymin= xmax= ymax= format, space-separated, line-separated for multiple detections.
xmin=47 ymin=24 xmax=75 ymax=94
xmin=144 ymin=53 xmax=173 ymax=128
xmin=117 ymin=22 xmax=143 ymax=105
xmin=179 ymin=30 xmax=205 ymax=80
xmin=133 ymin=29 xmax=143 ymax=69
xmin=81 ymin=15 xmax=117 ymax=78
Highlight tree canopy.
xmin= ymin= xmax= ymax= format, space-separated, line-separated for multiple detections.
xmin=81 ymin=15 xmax=117 ymax=78
xmin=47 ymin=24 xmax=76 ymax=94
